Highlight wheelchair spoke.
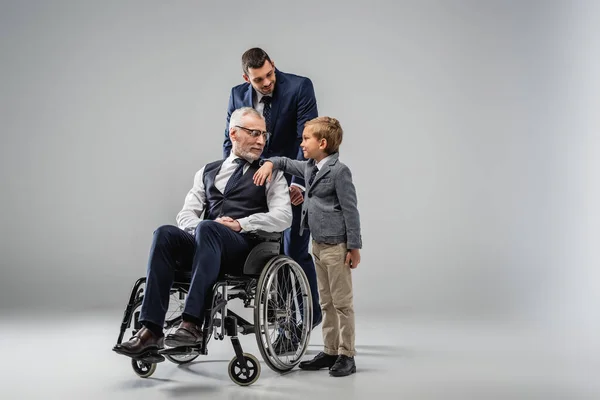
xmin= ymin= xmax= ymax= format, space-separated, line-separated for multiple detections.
xmin=254 ymin=256 xmax=312 ymax=372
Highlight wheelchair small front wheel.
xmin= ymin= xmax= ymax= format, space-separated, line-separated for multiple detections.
xmin=131 ymin=359 xmax=156 ymax=378
xmin=228 ymin=353 xmax=261 ymax=386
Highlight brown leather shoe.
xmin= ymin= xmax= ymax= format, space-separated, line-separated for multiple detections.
xmin=165 ymin=322 xmax=203 ymax=347
xmin=113 ymin=326 xmax=164 ymax=357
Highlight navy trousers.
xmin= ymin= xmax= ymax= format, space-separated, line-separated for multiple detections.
xmin=139 ymin=221 xmax=251 ymax=329
xmin=285 ymin=203 xmax=322 ymax=325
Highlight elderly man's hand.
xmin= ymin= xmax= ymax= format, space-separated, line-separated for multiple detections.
xmin=215 ymin=216 xmax=242 ymax=232
xmin=289 ymin=185 xmax=304 ymax=206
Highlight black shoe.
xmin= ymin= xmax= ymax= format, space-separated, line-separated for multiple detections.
xmin=329 ymin=355 xmax=356 ymax=377
xmin=299 ymin=352 xmax=338 ymax=370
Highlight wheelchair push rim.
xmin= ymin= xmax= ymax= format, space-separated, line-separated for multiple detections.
xmin=254 ymin=256 xmax=312 ymax=372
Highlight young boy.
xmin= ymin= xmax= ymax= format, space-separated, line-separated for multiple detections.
xmin=253 ymin=116 xmax=362 ymax=377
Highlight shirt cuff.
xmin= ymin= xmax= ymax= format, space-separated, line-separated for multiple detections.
xmin=290 ymin=183 xmax=305 ymax=192
xmin=237 ymin=217 xmax=251 ymax=233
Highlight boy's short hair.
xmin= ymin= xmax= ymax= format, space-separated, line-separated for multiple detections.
xmin=305 ymin=117 xmax=343 ymax=154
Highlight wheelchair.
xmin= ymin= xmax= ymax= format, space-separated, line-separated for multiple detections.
xmin=114 ymin=231 xmax=313 ymax=386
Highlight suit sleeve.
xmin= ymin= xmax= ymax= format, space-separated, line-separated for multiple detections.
xmin=269 ymin=156 xmax=307 ymax=180
xmin=223 ymin=88 xmax=235 ymax=158
xmin=291 ymin=78 xmax=318 ymax=187
xmin=334 ymin=165 xmax=362 ymax=249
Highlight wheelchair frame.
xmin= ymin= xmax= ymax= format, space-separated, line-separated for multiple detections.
xmin=114 ymin=231 xmax=313 ymax=386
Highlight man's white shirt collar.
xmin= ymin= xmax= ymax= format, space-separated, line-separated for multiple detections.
xmin=256 ymin=91 xmax=271 ymax=105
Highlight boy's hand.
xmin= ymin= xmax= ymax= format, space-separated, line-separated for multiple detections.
xmin=253 ymin=161 xmax=273 ymax=186
xmin=345 ymin=249 xmax=361 ymax=269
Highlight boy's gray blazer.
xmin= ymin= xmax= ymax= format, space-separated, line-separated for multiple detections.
xmin=268 ymin=153 xmax=362 ymax=249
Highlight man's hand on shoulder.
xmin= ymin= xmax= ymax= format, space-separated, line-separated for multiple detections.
xmin=289 ymin=185 xmax=304 ymax=206
xmin=215 ymin=216 xmax=242 ymax=232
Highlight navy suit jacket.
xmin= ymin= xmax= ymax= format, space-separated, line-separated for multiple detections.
xmin=223 ymin=69 xmax=318 ymax=187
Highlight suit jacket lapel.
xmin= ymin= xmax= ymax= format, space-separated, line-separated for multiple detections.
xmin=269 ymin=69 xmax=285 ymax=134
xmin=244 ymin=84 xmax=253 ymax=107
xmin=312 ymin=164 xmax=331 ymax=188
xmin=307 ymin=154 xmax=339 ymax=194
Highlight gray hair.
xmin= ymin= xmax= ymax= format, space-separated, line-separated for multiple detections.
xmin=229 ymin=107 xmax=264 ymax=131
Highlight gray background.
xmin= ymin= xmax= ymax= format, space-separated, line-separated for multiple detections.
xmin=1 ymin=0 xmax=598 ymax=330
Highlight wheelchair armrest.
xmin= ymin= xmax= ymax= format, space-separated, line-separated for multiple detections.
xmin=245 ymin=230 xmax=282 ymax=242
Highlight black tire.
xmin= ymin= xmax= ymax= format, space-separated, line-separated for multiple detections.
xmin=131 ymin=358 xmax=156 ymax=378
xmin=228 ymin=353 xmax=261 ymax=386
xmin=165 ymin=353 xmax=200 ymax=364
xmin=254 ymin=256 xmax=312 ymax=373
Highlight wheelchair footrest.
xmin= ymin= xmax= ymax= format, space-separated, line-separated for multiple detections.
xmin=133 ymin=351 xmax=165 ymax=364
xmin=159 ymin=346 xmax=200 ymax=356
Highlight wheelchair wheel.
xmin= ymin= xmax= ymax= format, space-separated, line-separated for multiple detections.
xmin=164 ymin=353 xmax=199 ymax=364
xmin=131 ymin=359 xmax=156 ymax=378
xmin=228 ymin=353 xmax=260 ymax=386
xmin=254 ymin=256 xmax=312 ymax=373
xmin=163 ymin=289 xmax=202 ymax=364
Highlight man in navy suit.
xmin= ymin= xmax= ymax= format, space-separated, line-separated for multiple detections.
xmin=223 ymin=47 xmax=321 ymax=327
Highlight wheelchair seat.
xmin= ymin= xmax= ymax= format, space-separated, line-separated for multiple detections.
xmin=173 ymin=230 xmax=282 ymax=283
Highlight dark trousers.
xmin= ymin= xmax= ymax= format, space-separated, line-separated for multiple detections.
xmin=285 ymin=203 xmax=322 ymax=325
xmin=139 ymin=221 xmax=251 ymax=329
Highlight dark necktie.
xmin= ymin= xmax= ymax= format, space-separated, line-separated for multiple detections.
xmin=261 ymin=96 xmax=272 ymax=132
xmin=308 ymin=165 xmax=319 ymax=186
xmin=224 ymin=158 xmax=246 ymax=195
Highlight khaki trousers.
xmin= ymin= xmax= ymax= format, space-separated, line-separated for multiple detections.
xmin=312 ymin=241 xmax=355 ymax=357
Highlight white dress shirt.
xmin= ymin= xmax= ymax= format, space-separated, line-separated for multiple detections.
xmin=253 ymin=91 xmax=270 ymax=116
xmin=176 ymin=154 xmax=292 ymax=236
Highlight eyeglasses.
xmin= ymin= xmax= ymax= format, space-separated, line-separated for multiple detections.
xmin=235 ymin=125 xmax=270 ymax=141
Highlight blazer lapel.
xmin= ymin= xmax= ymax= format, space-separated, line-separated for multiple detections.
xmin=307 ymin=154 xmax=339 ymax=194
xmin=269 ymin=69 xmax=285 ymax=134
xmin=243 ymin=84 xmax=253 ymax=107
xmin=312 ymin=165 xmax=331 ymax=188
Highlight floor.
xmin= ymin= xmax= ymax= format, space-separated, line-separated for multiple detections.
xmin=0 ymin=310 xmax=598 ymax=400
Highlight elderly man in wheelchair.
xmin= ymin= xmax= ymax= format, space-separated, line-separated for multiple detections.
xmin=112 ymin=107 xmax=313 ymax=385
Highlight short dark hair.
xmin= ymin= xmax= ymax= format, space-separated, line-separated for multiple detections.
xmin=241 ymin=48 xmax=272 ymax=75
